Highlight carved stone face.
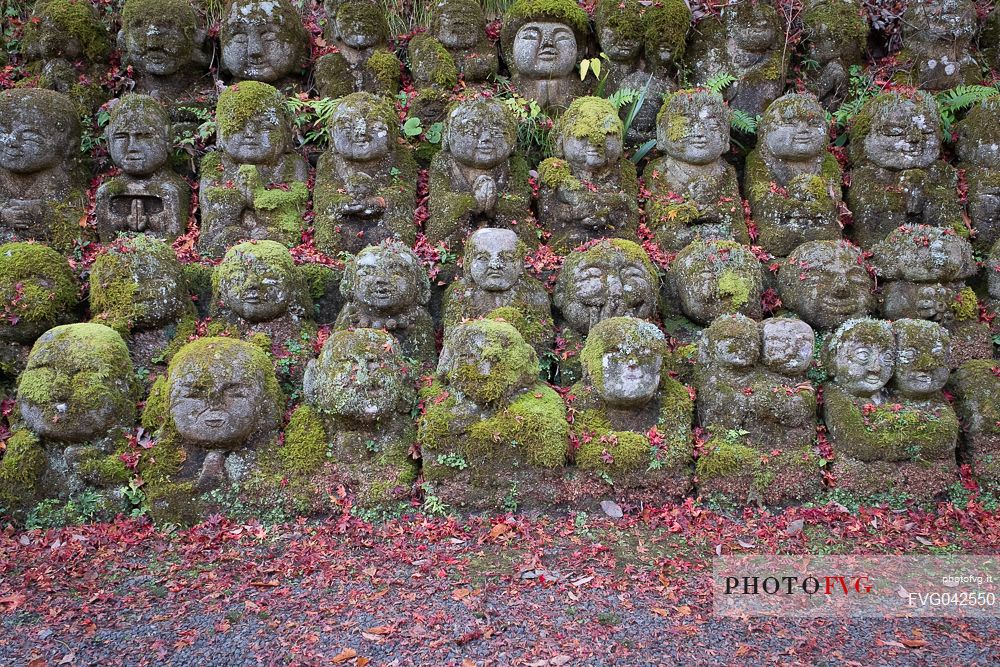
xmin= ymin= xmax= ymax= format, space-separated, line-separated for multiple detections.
xmin=219 ymin=107 xmax=289 ymax=164
xmin=779 ymin=241 xmax=875 ymax=330
xmin=672 ymin=241 xmax=762 ymax=325
xmin=436 ymin=6 xmax=479 ymax=49
xmin=216 ymin=241 xmax=295 ymax=322
xmin=729 ymin=3 xmax=778 ymax=51
xmin=599 ymin=26 xmax=641 ymax=61
xmin=0 ymin=106 xmax=65 ymax=174
xmin=563 ymin=132 xmax=623 ymax=174
xmin=828 ymin=320 xmax=895 ymax=397
xmin=91 ymin=239 xmax=188 ymax=329
xmin=874 ymin=227 xmax=972 ymax=283
xmin=108 ymin=103 xmax=170 ymax=176
xmin=466 ymin=228 xmax=522 ymax=292
xmin=586 ymin=318 xmax=666 ymax=408
xmin=659 ymin=98 xmax=729 ymax=166
xmin=331 ymin=98 xmax=392 ymax=162
xmin=893 ymin=319 xmax=950 ymax=397
xmin=222 ymin=1 xmax=302 ymax=82
xmin=124 ymin=19 xmax=196 ymax=76
xmin=350 ymin=244 xmax=425 ymax=314
xmin=446 ymin=100 xmax=515 ymax=169
xmin=863 ymin=98 xmax=940 ymax=170
xmin=512 ymin=21 xmax=577 ymax=78
xmin=762 ymin=95 xmax=828 ymax=161
xmin=438 ymin=320 xmax=536 ymax=404
xmin=762 ymin=318 xmax=814 ymax=376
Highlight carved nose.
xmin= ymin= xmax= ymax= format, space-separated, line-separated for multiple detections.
xmin=246 ymin=33 xmax=264 ymax=57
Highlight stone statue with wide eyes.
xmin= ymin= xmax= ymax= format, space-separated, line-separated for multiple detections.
xmin=777 ymin=240 xmax=875 ymax=331
xmin=746 ymin=93 xmax=843 ymax=257
xmin=846 ymin=91 xmax=964 ymax=249
xmin=418 ymin=320 xmax=568 ymax=509
xmin=442 ymin=228 xmax=553 ymax=354
xmin=96 ymin=95 xmax=190 ymax=243
xmin=645 ymin=90 xmax=747 ymax=251
xmin=0 ymin=89 xmax=87 ymax=251
xmin=334 ymin=241 xmax=436 ymax=366
xmin=198 ymin=82 xmax=309 ymax=258
xmin=800 ymin=0 xmax=868 ymax=111
xmin=314 ymin=93 xmax=418 ymax=256
xmin=314 ymin=0 xmax=402 ymax=98
xmin=537 ymin=97 xmax=640 ymax=252
xmin=956 ymin=98 xmax=1000 ymax=255
xmin=898 ymin=0 xmax=977 ymax=91
xmin=500 ymin=0 xmax=590 ymax=111
xmin=948 ymin=358 xmax=1000 ymax=493
xmin=667 ymin=240 xmax=763 ymax=326
xmin=221 ymin=0 xmax=309 ymax=84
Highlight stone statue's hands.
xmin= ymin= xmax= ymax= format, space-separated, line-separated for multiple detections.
xmin=127 ymin=198 xmax=149 ymax=232
xmin=1 ymin=199 xmax=44 ymax=230
xmin=473 ymin=175 xmax=497 ymax=214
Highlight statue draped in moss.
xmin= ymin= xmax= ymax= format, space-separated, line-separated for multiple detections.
xmin=333 ymin=241 xmax=436 ymax=366
xmin=666 ymin=239 xmax=763 ymax=326
xmin=0 ymin=89 xmax=88 ymax=252
xmin=96 ymin=95 xmax=190 ymax=243
xmin=956 ymin=98 xmax=1000 ymax=255
xmin=948 ymin=359 xmax=1000 ymax=493
xmin=500 ymin=0 xmax=590 ymax=111
xmin=198 ymin=82 xmax=309 ymax=258
xmin=119 ymin=0 xmax=211 ymax=100
xmin=314 ymin=0 xmax=401 ymax=98
xmin=442 ymin=228 xmax=553 ymax=355
xmin=777 ymin=240 xmax=874 ymax=331
xmin=694 ymin=314 xmax=760 ymax=433
xmin=537 ymin=97 xmax=639 ymax=252
xmin=418 ymin=320 xmax=568 ymax=510
xmin=594 ymin=0 xmax=644 ymax=95
xmin=800 ymin=0 xmax=868 ymax=111
xmin=645 ymin=89 xmax=747 ymax=251
xmin=845 ymin=91 xmax=965 ymax=249
xmin=221 ymin=0 xmax=309 ymax=84
xmin=568 ymin=317 xmax=693 ymax=500
xmin=313 ymin=93 xmax=417 ymax=256
xmin=989 ymin=240 xmax=1000 ymax=313
xmin=420 ymin=0 xmax=497 ymax=85
xmin=897 ymin=0 xmax=978 ymax=91
xmin=745 ymin=93 xmax=843 ymax=257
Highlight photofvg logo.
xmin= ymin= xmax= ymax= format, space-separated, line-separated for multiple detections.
xmin=712 ymin=555 xmax=1000 ymax=618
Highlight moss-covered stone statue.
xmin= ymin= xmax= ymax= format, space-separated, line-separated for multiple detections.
xmin=645 ymin=89 xmax=747 ymax=251
xmin=314 ymin=0 xmax=401 ymax=98
xmin=846 ymin=91 xmax=965 ymax=249
xmin=666 ymin=240 xmax=763 ymax=326
xmin=0 ymin=89 xmax=87 ymax=252
xmin=989 ymin=239 xmax=1000 ymax=313
xmin=956 ymin=98 xmax=1000 ymax=255
xmin=119 ymin=0 xmax=211 ymax=100
xmin=777 ymin=240 xmax=875 ymax=331
xmin=426 ymin=98 xmax=534 ymax=253
xmin=800 ymin=0 xmax=868 ymax=111
xmin=593 ymin=0 xmax=644 ymax=95
xmin=220 ymin=0 xmax=309 ymax=84
xmin=198 ymin=82 xmax=309 ymax=258
xmin=823 ymin=318 xmax=957 ymax=499
xmin=418 ymin=320 xmax=568 ymax=510
xmin=948 ymin=359 xmax=1000 ymax=493
xmin=687 ymin=0 xmax=788 ymax=117
xmin=89 ymin=235 xmax=197 ymax=371
xmin=745 ymin=93 xmax=843 ymax=257
xmin=694 ymin=313 xmax=760 ymax=434
xmin=1 ymin=324 xmax=139 ymax=517
xmin=897 ymin=0 xmax=978 ymax=91
xmin=442 ymin=228 xmax=553 ymax=354
xmin=333 ymin=241 xmax=435 ymax=366
xmin=500 ymin=0 xmax=590 ymax=111
xmin=537 ymin=97 xmax=639 ymax=252
xmin=0 ymin=242 xmax=78 ymax=379
xmin=568 ymin=317 xmax=693 ymax=500
xmin=420 ymin=0 xmax=497 ymax=84
xmin=313 ymin=93 xmax=418 ymax=256
xmin=96 ymin=95 xmax=190 ymax=243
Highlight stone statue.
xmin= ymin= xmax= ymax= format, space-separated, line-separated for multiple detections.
xmin=594 ymin=0 xmax=644 ymax=94
xmin=777 ymin=240 xmax=874 ymax=331
xmin=668 ymin=240 xmax=763 ymax=326
xmin=989 ymin=240 xmax=1000 ymax=313
xmin=800 ymin=0 xmax=868 ymax=111
xmin=898 ymin=0 xmax=977 ymax=91
xmin=313 ymin=93 xmax=418 ymax=256
xmin=753 ymin=317 xmax=817 ymax=450
xmin=198 ymin=82 xmax=309 ymax=258
xmin=442 ymin=228 xmax=553 ymax=354
xmin=221 ymin=0 xmax=309 ymax=84
xmin=426 ymin=98 xmax=534 ymax=254
xmin=645 ymin=89 xmax=747 ymax=251
xmin=956 ymin=98 xmax=1000 ymax=254
xmin=314 ymin=0 xmax=401 ymax=98
xmin=695 ymin=313 xmax=761 ymax=432
xmin=119 ymin=0 xmax=210 ymax=100
xmin=846 ymin=91 xmax=964 ymax=249
xmin=948 ymin=359 xmax=1000 ymax=493
xmin=537 ymin=96 xmax=639 ymax=252
xmin=745 ymin=93 xmax=843 ymax=257
xmin=96 ymin=95 xmax=190 ymax=243
xmin=0 ymin=89 xmax=87 ymax=252
xmin=333 ymin=241 xmax=436 ymax=365
xmin=418 ymin=319 xmax=568 ymax=509
xmin=500 ymin=0 xmax=590 ymax=111
xmin=424 ymin=0 xmax=497 ymax=84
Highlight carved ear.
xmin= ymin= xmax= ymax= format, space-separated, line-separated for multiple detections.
xmin=302 ymin=358 xmax=319 ymax=405
xmin=192 ymin=28 xmax=211 ymax=67
xmin=339 ymin=255 xmax=357 ymax=299
xmin=416 ymin=271 xmax=431 ymax=306
xmin=957 ymin=239 xmax=978 ymax=280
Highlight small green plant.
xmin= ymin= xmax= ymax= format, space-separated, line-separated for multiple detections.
xmin=435 ymin=453 xmax=468 ymax=470
xmin=503 ymin=481 xmax=520 ymax=513
xmin=420 ymin=483 xmax=449 ymax=517
xmin=704 ymin=72 xmax=736 ymax=95
xmin=936 ymin=84 xmax=1000 ymax=133
xmin=286 ymin=96 xmax=340 ymax=148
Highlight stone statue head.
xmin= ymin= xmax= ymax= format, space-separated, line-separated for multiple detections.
xmin=438 ymin=319 xmax=538 ymax=405
xmin=0 ymin=88 xmax=81 ymax=175
xmin=464 ymin=228 xmax=526 ymax=292
xmin=822 ymin=318 xmax=895 ymax=397
xmin=892 ymin=319 xmax=951 ymax=398
xmin=851 ymin=91 xmax=941 ymax=169
xmin=956 ymin=98 xmax=1000 ymax=168
xmin=221 ymin=0 xmax=308 ymax=82
xmin=594 ymin=0 xmax=644 ymax=62
xmin=872 ymin=225 xmax=976 ymax=283
xmin=642 ymin=0 xmax=691 ymax=70
xmin=552 ymin=97 xmax=624 ymax=176
xmin=214 ymin=240 xmax=306 ymax=323
xmin=330 ymin=92 xmax=397 ymax=163
xmin=304 ymin=328 xmax=410 ymax=421
xmin=90 ymin=235 xmax=188 ymax=331
xmin=107 ymin=95 xmax=171 ymax=176
xmin=341 ymin=241 xmax=431 ymax=315
xmin=671 ymin=240 xmax=763 ymax=325
xmin=656 ymin=89 xmax=731 ymax=165
xmin=581 ymin=316 xmax=667 ymax=408
xmin=215 ymin=81 xmax=292 ymax=164
xmin=726 ymin=0 xmax=780 ymax=51
xmin=18 ymin=323 xmax=136 ymax=442
xmin=778 ymin=240 xmax=875 ymax=330
xmin=501 ymin=0 xmax=588 ymax=78
xmin=167 ymin=337 xmax=280 ymax=448
xmin=442 ymin=98 xmax=518 ymax=170
xmin=0 ymin=242 xmax=78 ymax=345
xmin=329 ymin=0 xmax=390 ymax=49
xmin=23 ymin=0 xmax=110 ymax=63
xmin=431 ymin=0 xmax=487 ymax=49
xmin=759 ymin=93 xmax=829 ymax=162
xmin=701 ymin=313 xmax=761 ymax=369
xmin=120 ymin=0 xmax=204 ymax=77
xmin=554 ymin=239 xmax=660 ymax=335
xmin=762 ymin=317 xmax=815 ymax=376
xmin=802 ymin=0 xmax=867 ymax=64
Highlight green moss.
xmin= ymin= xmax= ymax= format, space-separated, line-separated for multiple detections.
xmin=578 ymin=317 xmax=667 ymax=394
xmin=469 ymin=385 xmax=568 ymax=467
xmin=366 ymin=50 xmax=402 ymax=90
xmin=23 ymin=0 xmax=110 ymax=62
xmin=297 ymin=263 xmax=341 ymax=303
xmin=558 ymin=96 xmax=623 ymax=148
xmin=335 ymin=0 xmax=390 ymax=42
xmin=0 ymin=430 xmax=45 ymax=510
xmin=278 ymin=405 xmax=328 ymax=476
xmin=211 ymin=240 xmax=296 ymax=295
xmin=717 ymin=270 xmax=751 ymax=308
xmin=696 ymin=435 xmax=761 ymax=480
xmin=657 ymin=89 xmax=728 ymax=136
xmin=802 ymin=0 xmax=868 ymax=46
xmin=951 ymin=286 xmax=979 ymax=321
xmin=643 ymin=0 xmax=691 ymax=56
xmin=409 ymin=33 xmax=458 ymax=88
xmin=594 ymin=0 xmax=644 ymax=42
xmin=504 ymin=0 xmax=589 ymax=38
xmin=537 ymin=157 xmax=581 ymax=190
xmin=448 ymin=320 xmax=538 ymax=405
xmin=850 ymin=91 xmax=940 ymax=164
xmin=0 ymin=242 xmax=77 ymax=333
xmin=122 ymin=0 xmax=198 ymax=33
xmin=216 ymin=81 xmax=287 ymax=139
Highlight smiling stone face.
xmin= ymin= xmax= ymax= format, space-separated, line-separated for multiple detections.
xmin=107 ymin=95 xmax=171 ymax=176
xmin=216 ymin=82 xmax=291 ymax=165
xmin=760 ymin=94 xmax=828 ymax=162
xmin=345 ymin=242 xmax=429 ymax=316
xmin=438 ymin=319 xmax=538 ymax=405
xmin=728 ymin=0 xmax=779 ymax=51
xmin=657 ymin=90 xmax=730 ymax=166
xmin=330 ymin=94 xmax=394 ymax=163
xmin=512 ymin=21 xmax=577 ymax=78
xmin=465 ymin=228 xmax=523 ymax=292
xmin=778 ymin=241 xmax=875 ymax=330
xmin=672 ymin=240 xmax=763 ymax=325
xmin=215 ymin=241 xmax=295 ymax=322
xmin=556 ymin=97 xmax=624 ymax=177
xmin=703 ymin=314 xmax=760 ymax=370
xmin=857 ymin=93 xmax=941 ymax=170
xmin=121 ymin=0 xmax=201 ymax=78
xmin=825 ymin=318 xmax=895 ymax=398
xmin=445 ymin=99 xmax=517 ymax=170
xmin=582 ymin=317 xmax=666 ymax=408
xmin=221 ymin=0 xmax=306 ymax=82
xmin=762 ymin=318 xmax=815 ymax=376
xmin=873 ymin=225 xmax=974 ymax=283
xmin=0 ymin=90 xmax=79 ymax=175
xmin=893 ymin=319 xmax=951 ymax=398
